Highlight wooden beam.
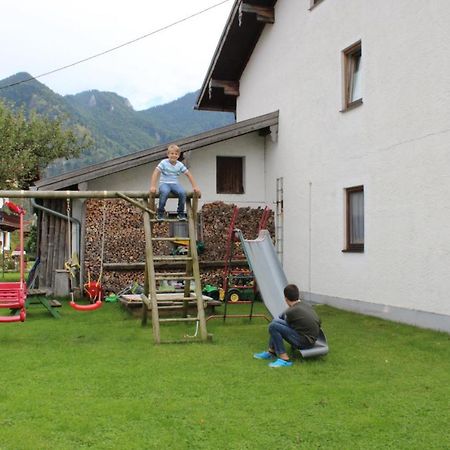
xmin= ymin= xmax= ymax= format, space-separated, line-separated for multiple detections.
xmin=116 ymin=192 xmax=155 ymax=215
xmin=103 ymin=260 xmax=249 ymax=271
xmin=0 ymin=190 xmax=200 ymax=199
xmin=239 ymin=2 xmax=275 ymax=25
xmin=208 ymin=80 xmax=240 ymax=99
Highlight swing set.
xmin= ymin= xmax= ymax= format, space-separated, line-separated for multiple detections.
xmin=67 ymin=199 xmax=104 ymax=312
xmin=0 ymin=201 xmax=27 ymax=323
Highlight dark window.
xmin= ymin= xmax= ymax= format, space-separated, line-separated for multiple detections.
xmin=345 ymin=186 xmax=364 ymax=252
xmin=216 ymin=157 xmax=244 ymax=194
xmin=343 ymin=41 xmax=362 ymax=110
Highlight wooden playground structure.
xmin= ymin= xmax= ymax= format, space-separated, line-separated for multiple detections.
xmin=0 ymin=190 xmax=209 ymax=343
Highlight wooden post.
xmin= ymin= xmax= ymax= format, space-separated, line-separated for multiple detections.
xmin=50 ymin=212 xmax=61 ymax=289
xmin=142 ymin=194 xmax=161 ymax=343
xmin=39 ymin=204 xmax=49 ymax=289
xmin=45 ymin=200 xmax=56 ymax=287
xmin=187 ymin=198 xmax=208 ymax=341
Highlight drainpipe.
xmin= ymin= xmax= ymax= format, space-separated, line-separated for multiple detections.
xmin=30 ymin=198 xmax=83 ymax=288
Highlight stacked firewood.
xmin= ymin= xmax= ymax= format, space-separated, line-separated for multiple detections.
xmin=200 ymin=201 xmax=274 ymax=261
xmin=83 ymin=199 xmax=274 ymax=293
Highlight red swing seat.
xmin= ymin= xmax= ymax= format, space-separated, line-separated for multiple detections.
xmin=69 ymin=281 xmax=103 ymax=311
xmin=0 ymin=282 xmax=27 ymax=322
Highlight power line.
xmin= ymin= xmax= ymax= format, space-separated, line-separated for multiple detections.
xmin=0 ymin=0 xmax=232 ymax=90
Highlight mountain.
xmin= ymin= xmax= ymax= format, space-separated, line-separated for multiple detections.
xmin=0 ymin=72 xmax=234 ymax=177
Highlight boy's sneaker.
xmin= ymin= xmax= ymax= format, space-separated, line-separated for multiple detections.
xmin=269 ymin=358 xmax=293 ymax=368
xmin=156 ymin=211 xmax=164 ymax=221
xmin=253 ymin=351 xmax=276 ymax=360
xmin=177 ymin=213 xmax=187 ymax=221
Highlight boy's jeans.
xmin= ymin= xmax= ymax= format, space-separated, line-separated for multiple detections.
xmin=158 ymin=183 xmax=186 ymax=214
xmin=268 ymin=318 xmax=311 ymax=355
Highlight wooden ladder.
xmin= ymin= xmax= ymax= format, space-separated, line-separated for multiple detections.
xmin=141 ymin=194 xmax=208 ymax=343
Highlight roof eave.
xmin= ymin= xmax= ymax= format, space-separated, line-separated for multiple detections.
xmin=196 ymin=0 xmax=277 ymax=113
xmin=35 ymin=110 xmax=279 ymax=191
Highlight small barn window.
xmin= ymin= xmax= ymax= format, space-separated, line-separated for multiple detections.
xmin=344 ymin=186 xmax=364 ymax=252
xmin=342 ymin=41 xmax=363 ymax=110
xmin=216 ymin=157 xmax=244 ymax=194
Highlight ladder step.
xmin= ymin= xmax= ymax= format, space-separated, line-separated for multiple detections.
xmin=150 ymin=218 xmax=187 ymax=223
xmin=157 ymin=305 xmax=185 ymax=310
xmin=156 ymin=272 xmax=190 ymax=277
xmin=156 ymin=299 xmax=197 ymax=304
xmin=159 ymin=317 xmax=199 ymax=323
xmin=153 ymin=256 xmax=192 ymax=261
xmin=152 ymin=237 xmax=191 ymax=241
xmin=141 ymin=293 xmax=203 ymax=302
xmin=155 ymin=275 xmax=194 ymax=281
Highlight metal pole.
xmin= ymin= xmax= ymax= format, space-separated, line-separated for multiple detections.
xmin=1 ymin=231 xmax=4 ymax=279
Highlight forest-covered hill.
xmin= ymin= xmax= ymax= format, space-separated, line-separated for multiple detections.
xmin=0 ymin=72 xmax=234 ymax=177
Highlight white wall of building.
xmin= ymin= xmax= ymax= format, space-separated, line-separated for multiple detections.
xmin=233 ymin=0 xmax=450 ymax=329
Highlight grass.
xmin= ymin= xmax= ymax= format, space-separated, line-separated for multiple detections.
xmin=0 ymin=271 xmax=22 ymax=282
xmin=0 ymin=300 xmax=449 ymax=449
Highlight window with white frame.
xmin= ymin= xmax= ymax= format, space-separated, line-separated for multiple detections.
xmin=345 ymin=186 xmax=364 ymax=252
xmin=343 ymin=41 xmax=362 ymax=110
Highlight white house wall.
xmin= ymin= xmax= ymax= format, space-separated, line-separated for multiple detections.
xmin=234 ymin=0 xmax=450 ymax=330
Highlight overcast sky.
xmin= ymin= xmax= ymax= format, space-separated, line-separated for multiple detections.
xmin=0 ymin=0 xmax=233 ymax=110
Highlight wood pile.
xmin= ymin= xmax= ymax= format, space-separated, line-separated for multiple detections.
xmin=83 ymin=199 xmax=274 ymax=293
xmin=200 ymin=201 xmax=274 ymax=261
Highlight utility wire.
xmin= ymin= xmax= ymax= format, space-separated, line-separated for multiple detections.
xmin=0 ymin=0 xmax=231 ymax=90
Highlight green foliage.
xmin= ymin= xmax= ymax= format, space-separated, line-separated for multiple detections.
xmin=0 ymin=99 xmax=92 ymax=188
xmin=0 ymin=303 xmax=449 ymax=449
xmin=25 ymin=223 xmax=37 ymax=257
xmin=0 ymin=73 xmax=235 ymax=178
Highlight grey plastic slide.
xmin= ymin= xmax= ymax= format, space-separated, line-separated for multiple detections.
xmin=236 ymin=229 xmax=287 ymax=318
xmin=238 ymin=229 xmax=330 ymax=357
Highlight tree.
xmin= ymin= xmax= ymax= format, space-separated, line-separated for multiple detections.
xmin=0 ymin=100 xmax=92 ymax=189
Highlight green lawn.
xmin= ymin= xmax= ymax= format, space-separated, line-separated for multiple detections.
xmin=0 ymin=300 xmax=448 ymax=449
xmin=0 ymin=271 xmax=22 ymax=282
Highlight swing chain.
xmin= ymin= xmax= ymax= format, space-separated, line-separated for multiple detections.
xmin=64 ymin=199 xmax=80 ymax=278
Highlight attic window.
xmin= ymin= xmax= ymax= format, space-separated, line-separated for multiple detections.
xmin=216 ymin=157 xmax=244 ymax=194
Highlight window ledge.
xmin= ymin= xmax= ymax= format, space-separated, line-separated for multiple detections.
xmin=340 ymin=98 xmax=363 ymax=113
xmin=342 ymin=247 xmax=364 ymax=253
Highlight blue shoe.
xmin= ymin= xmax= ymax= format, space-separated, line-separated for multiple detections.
xmin=269 ymin=358 xmax=293 ymax=368
xmin=253 ymin=351 xmax=275 ymax=360
xmin=177 ymin=212 xmax=187 ymax=221
xmin=156 ymin=211 xmax=164 ymax=221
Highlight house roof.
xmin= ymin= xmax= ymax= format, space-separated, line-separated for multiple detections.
xmin=0 ymin=211 xmax=20 ymax=232
xmin=195 ymin=0 xmax=277 ymax=112
xmin=34 ymin=110 xmax=279 ymax=191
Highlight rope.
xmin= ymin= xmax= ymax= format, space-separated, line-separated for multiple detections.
xmin=64 ymin=199 xmax=80 ymax=279
xmin=97 ymin=201 xmax=107 ymax=284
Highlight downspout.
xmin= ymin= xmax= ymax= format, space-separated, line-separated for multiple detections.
xmin=30 ymin=198 xmax=83 ymax=289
